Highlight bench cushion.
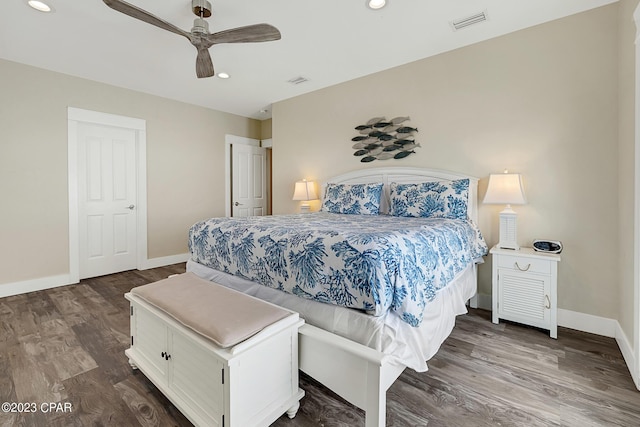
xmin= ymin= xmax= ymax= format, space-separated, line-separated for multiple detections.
xmin=131 ymin=272 xmax=291 ymax=348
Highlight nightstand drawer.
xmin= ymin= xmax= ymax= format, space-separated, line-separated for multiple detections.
xmin=497 ymin=254 xmax=551 ymax=275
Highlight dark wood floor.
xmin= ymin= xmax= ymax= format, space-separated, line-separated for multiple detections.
xmin=1 ymin=264 xmax=639 ymax=426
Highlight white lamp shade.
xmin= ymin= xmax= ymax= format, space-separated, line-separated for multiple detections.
xmin=292 ymin=180 xmax=318 ymax=201
xmin=483 ymin=173 xmax=527 ymax=205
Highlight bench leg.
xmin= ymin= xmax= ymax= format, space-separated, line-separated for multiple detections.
xmin=286 ymin=402 xmax=300 ymax=419
xmin=128 ymin=358 xmax=138 ymax=370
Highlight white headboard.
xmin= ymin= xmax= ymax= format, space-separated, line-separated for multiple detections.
xmin=322 ymin=167 xmax=479 ymax=222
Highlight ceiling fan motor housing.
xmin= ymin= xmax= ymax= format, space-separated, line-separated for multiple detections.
xmin=192 ymin=0 xmax=212 ymax=18
xmin=192 ymin=17 xmax=209 ymax=34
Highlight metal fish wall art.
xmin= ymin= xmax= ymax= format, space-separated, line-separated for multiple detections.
xmin=351 ymin=116 xmax=420 ymax=162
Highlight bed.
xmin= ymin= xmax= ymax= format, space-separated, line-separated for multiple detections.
xmin=186 ymin=167 xmax=488 ymax=427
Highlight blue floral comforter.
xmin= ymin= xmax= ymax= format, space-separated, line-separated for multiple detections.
xmin=188 ymin=212 xmax=488 ymax=327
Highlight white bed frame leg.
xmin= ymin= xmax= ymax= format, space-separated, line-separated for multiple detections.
xmin=298 ymin=324 xmax=402 ymax=427
xmin=365 ymin=362 xmax=386 ymax=427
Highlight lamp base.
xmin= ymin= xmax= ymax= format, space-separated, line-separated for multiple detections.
xmin=497 ymin=209 xmax=519 ymax=250
xmin=299 ymin=203 xmax=311 ymax=213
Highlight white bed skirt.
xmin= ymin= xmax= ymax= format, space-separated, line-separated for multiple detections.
xmin=187 ymin=259 xmax=476 ymax=372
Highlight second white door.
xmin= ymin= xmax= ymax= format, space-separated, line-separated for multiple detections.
xmin=232 ymin=144 xmax=267 ymax=217
xmin=78 ymin=122 xmax=138 ymax=279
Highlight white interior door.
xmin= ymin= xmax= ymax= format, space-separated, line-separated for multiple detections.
xmin=232 ymin=144 xmax=267 ymax=217
xmin=77 ymin=122 xmax=138 ymax=279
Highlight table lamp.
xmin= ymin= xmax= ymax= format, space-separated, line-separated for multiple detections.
xmin=483 ymin=170 xmax=527 ymax=250
xmin=292 ymin=179 xmax=318 ymax=213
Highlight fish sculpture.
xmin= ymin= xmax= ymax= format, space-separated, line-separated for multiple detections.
xmin=366 ymin=117 xmax=386 ymax=125
xmin=372 ymin=121 xmax=392 ymax=128
xmin=375 ymin=152 xmax=396 ymax=160
xmin=351 ymin=116 xmax=420 ymax=162
xmin=352 ymin=142 xmax=368 ymax=149
xmin=395 ymin=139 xmax=415 ymax=145
xmin=397 ymin=126 xmax=418 ymax=133
xmin=394 ymin=150 xmax=415 ymax=159
xmin=390 ymin=116 xmax=410 ymax=125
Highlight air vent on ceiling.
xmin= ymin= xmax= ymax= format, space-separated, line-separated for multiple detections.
xmin=450 ymin=10 xmax=488 ymax=31
xmin=287 ymin=76 xmax=309 ymax=85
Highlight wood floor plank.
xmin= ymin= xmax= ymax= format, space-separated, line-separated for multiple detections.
xmin=2 ymin=264 xmax=639 ymax=427
xmin=114 ymin=376 xmax=191 ymax=427
xmin=62 ymin=368 xmax=139 ymax=426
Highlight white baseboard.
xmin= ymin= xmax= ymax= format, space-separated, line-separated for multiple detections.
xmin=0 ymin=254 xmax=190 ymax=299
xmin=557 ymin=308 xmax=617 ymax=337
xmin=615 ymin=323 xmax=638 ymax=390
xmin=0 ymin=274 xmax=75 ymax=299
xmin=139 ymin=253 xmax=190 ymax=270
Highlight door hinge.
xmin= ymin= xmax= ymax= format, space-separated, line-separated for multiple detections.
xmin=130 ymin=306 xmax=133 ymax=316
xmin=221 ymin=367 xmax=224 ymax=384
xmin=222 ymin=414 xmax=225 ymax=427
xmin=131 ymin=336 xmax=134 ymax=346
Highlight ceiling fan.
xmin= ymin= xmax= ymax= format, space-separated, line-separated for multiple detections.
xmin=102 ymin=0 xmax=281 ymax=78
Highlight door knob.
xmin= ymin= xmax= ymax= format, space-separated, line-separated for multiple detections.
xmin=126 ymin=204 xmax=135 ymax=210
xmin=234 ymin=202 xmax=243 ymax=206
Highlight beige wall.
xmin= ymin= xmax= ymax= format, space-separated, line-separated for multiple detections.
xmin=0 ymin=59 xmax=261 ymax=285
xmin=618 ymin=0 xmax=639 ymax=344
xmin=261 ymin=118 xmax=273 ymax=140
xmin=272 ymin=5 xmax=621 ymax=319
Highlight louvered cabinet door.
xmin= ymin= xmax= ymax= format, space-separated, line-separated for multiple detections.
xmin=167 ymin=328 xmax=224 ymax=427
xmin=497 ymin=270 xmax=550 ymax=327
xmin=490 ymin=246 xmax=560 ymax=338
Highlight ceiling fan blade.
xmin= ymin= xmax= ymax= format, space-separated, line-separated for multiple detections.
xmin=103 ymin=0 xmax=189 ymax=39
xmin=195 ymin=47 xmax=215 ymax=78
xmin=206 ymin=24 xmax=281 ymax=45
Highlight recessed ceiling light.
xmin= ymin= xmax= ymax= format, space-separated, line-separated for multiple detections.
xmin=27 ymin=0 xmax=53 ymax=12
xmin=217 ymin=72 xmax=230 ymax=79
xmin=367 ymin=0 xmax=386 ymax=10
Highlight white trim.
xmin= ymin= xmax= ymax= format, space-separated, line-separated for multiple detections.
xmin=224 ymin=134 xmax=261 ymax=217
xmin=633 ymin=2 xmax=640 ymax=390
xmin=557 ymin=308 xmax=617 ymax=338
xmin=139 ymin=253 xmax=191 ymax=270
xmin=262 ymin=138 xmax=273 ymax=148
xmin=1 ymin=253 xmax=189 ymax=298
xmin=68 ymin=107 xmax=145 ymax=130
xmin=0 ymin=274 xmax=73 ymax=299
xmin=68 ymin=119 xmax=80 ymax=284
xmin=67 ymin=107 xmax=148 ymax=280
xmin=617 ymin=322 xmax=636 ymax=388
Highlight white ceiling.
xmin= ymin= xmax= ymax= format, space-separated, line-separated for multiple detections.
xmin=0 ymin=0 xmax=617 ymax=119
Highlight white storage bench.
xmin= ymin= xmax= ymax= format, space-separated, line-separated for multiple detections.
xmin=124 ymin=272 xmax=305 ymax=427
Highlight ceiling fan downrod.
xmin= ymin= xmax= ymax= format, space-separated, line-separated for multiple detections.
xmin=191 ymin=0 xmax=211 ymax=34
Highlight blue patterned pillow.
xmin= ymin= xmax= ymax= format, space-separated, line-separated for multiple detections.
xmin=321 ymin=183 xmax=384 ymax=215
xmin=389 ymin=179 xmax=469 ymax=219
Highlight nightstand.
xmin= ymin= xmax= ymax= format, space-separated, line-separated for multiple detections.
xmin=490 ymin=246 xmax=561 ymax=338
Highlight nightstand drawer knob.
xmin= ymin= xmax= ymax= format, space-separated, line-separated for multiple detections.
xmin=515 ymin=262 xmax=531 ymax=271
